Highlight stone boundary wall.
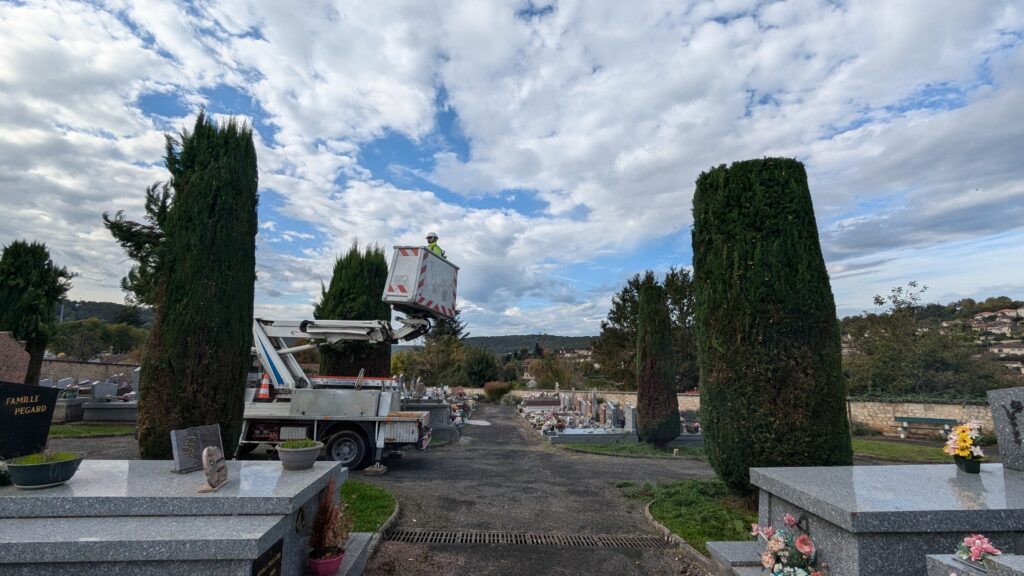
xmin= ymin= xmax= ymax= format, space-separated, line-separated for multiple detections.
xmin=466 ymin=387 xmax=993 ymax=436
xmin=39 ymin=359 xmax=139 ymax=384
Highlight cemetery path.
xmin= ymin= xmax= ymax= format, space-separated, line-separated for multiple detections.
xmin=363 ymin=404 xmax=716 ymax=576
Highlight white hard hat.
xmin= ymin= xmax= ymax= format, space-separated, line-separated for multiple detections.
xmin=426 ymin=231 xmax=438 ymax=239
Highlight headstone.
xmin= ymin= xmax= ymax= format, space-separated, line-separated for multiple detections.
xmin=599 ymin=403 xmax=607 ymax=425
xmin=624 ymin=404 xmax=637 ymax=432
xmin=198 ymin=446 xmax=229 ymax=492
xmin=58 ymin=377 xmax=74 ymax=389
xmin=131 ymin=367 xmax=141 ymax=393
xmin=590 ymin=391 xmax=599 ymax=418
xmin=38 ymin=379 xmax=52 ymax=387
xmin=90 ymin=381 xmax=118 ymax=402
xmin=988 ymin=387 xmax=1024 ymax=471
xmin=0 ymin=332 xmax=30 ymax=384
xmin=170 ymin=424 xmax=224 ymax=474
xmin=0 ymin=380 xmax=60 ymax=460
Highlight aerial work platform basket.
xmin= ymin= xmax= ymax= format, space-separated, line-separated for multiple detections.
xmin=383 ymin=246 xmax=459 ymax=320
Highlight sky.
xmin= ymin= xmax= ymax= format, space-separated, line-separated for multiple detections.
xmin=1 ymin=0 xmax=1022 ymax=337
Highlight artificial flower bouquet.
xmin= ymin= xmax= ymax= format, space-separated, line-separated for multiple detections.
xmin=944 ymin=420 xmax=984 ymax=459
xmin=954 ymin=533 xmax=1001 ymax=566
xmin=752 ymin=513 xmax=827 ymax=576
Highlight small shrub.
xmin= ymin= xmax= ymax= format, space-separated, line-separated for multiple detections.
xmin=499 ymin=393 xmax=520 ymax=406
xmin=849 ymin=421 xmax=882 ymax=437
xmin=483 ymin=381 xmax=512 ymax=402
xmin=11 ymin=452 xmax=80 ymax=465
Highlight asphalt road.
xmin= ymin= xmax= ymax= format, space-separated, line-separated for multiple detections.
xmin=361 ymin=404 xmax=716 ymax=576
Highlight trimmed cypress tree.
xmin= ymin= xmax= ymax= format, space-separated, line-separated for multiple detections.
xmin=314 ymin=243 xmax=391 ymax=376
xmin=0 ymin=240 xmax=73 ymax=384
xmin=636 ymin=283 xmax=680 ymax=447
xmin=136 ymin=112 xmax=258 ymax=458
xmin=692 ymin=158 xmax=852 ymax=493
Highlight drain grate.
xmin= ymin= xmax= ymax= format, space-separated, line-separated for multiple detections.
xmin=385 ymin=530 xmax=666 ymax=549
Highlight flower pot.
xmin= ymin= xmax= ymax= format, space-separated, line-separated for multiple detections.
xmin=955 ymin=455 xmax=982 ymax=474
xmin=277 ymin=441 xmax=323 ymax=471
xmin=7 ymin=453 xmax=84 ymax=489
xmin=308 ymin=552 xmax=344 ymax=576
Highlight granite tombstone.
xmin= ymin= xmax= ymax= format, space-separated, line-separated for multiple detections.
xmin=170 ymin=424 xmax=224 ymax=474
xmin=0 ymin=380 xmax=60 ymax=460
xmin=989 ymin=386 xmax=1024 ymax=471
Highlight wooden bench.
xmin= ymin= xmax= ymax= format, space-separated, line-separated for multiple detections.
xmin=893 ymin=416 xmax=958 ymax=439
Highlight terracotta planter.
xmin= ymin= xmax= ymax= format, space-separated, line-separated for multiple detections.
xmin=954 ymin=455 xmax=982 ymax=474
xmin=308 ymin=553 xmax=344 ymax=576
xmin=277 ymin=441 xmax=323 ymax=471
xmin=7 ymin=453 xmax=84 ymax=489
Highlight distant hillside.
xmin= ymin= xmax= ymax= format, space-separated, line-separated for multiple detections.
xmin=464 ymin=334 xmax=595 ymax=355
xmin=56 ymin=300 xmax=154 ymax=327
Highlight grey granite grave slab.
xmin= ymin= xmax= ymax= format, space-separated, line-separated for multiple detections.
xmin=0 ymin=460 xmax=343 ymax=518
xmin=706 ymin=540 xmax=761 ymax=573
xmin=89 ymin=381 xmax=118 ymax=401
xmin=990 ymin=555 xmax=1024 ymax=576
xmin=751 ymin=464 xmax=1024 ymax=533
xmin=131 ymin=367 xmax=141 ymax=392
xmin=0 ymin=560 xmax=254 ymax=576
xmin=753 ymin=465 xmax=1024 ymax=576
xmin=57 ymin=377 xmax=74 ymax=388
xmin=989 ymin=387 xmax=1024 ymax=471
xmin=170 ymin=423 xmax=222 ymax=473
xmin=82 ymin=401 xmax=137 ymax=422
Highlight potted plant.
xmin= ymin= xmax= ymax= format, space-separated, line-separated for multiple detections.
xmin=944 ymin=420 xmax=985 ymax=474
xmin=6 ymin=452 xmax=84 ymax=489
xmin=308 ymin=477 xmax=352 ymax=576
xmin=276 ymin=438 xmax=323 ymax=471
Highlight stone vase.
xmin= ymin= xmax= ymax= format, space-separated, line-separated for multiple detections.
xmin=277 ymin=441 xmax=323 ymax=471
xmin=308 ymin=552 xmax=344 ymax=576
xmin=954 ymin=455 xmax=982 ymax=474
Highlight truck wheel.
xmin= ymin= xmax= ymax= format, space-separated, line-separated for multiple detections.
xmin=324 ymin=430 xmax=368 ymax=470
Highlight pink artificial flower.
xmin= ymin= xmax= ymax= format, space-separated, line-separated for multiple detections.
xmin=751 ymin=523 xmax=760 ymax=537
xmin=761 ymin=552 xmax=775 ymax=569
xmin=795 ymin=534 xmax=815 ymax=556
xmin=784 ymin=513 xmax=798 ymax=527
xmin=768 ymin=535 xmax=786 ymax=553
xmin=970 ymin=546 xmax=983 ymax=562
xmin=762 ymin=526 xmax=777 ymax=539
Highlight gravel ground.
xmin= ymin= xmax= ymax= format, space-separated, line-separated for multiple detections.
xmin=362 ymin=404 xmax=716 ymax=576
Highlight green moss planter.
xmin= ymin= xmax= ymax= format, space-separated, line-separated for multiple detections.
xmin=7 ymin=453 xmax=84 ymax=489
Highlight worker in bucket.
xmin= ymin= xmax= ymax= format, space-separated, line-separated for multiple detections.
xmin=426 ymin=231 xmax=446 ymax=258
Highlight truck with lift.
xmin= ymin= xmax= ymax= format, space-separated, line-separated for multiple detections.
xmin=235 ymin=246 xmax=459 ymax=470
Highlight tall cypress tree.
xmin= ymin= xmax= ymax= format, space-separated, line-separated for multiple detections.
xmin=692 ymin=158 xmax=852 ymax=493
xmin=0 ymin=240 xmax=73 ymax=384
xmin=314 ymin=243 xmax=391 ymax=376
xmin=636 ymin=283 xmax=680 ymax=447
xmin=130 ymin=112 xmax=258 ymax=458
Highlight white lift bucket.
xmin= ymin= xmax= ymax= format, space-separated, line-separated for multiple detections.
xmin=383 ymin=246 xmax=459 ymax=320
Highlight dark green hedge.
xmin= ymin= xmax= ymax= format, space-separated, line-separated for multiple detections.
xmin=692 ymin=158 xmax=852 ymax=493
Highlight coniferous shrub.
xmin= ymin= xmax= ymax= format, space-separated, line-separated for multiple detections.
xmin=636 ymin=283 xmax=680 ymax=447
xmin=692 ymin=158 xmax=852 ymax=493
xmin=136 ymin=112 xmax=258 ymax=458
xmin=314 ymin=243 xmax=391 ymax=376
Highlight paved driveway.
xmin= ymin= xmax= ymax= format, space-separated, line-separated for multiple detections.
xmin=363 ymin=404 xmax=716 ymax=576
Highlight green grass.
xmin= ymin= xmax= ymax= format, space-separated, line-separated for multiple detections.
xmin=278 ymin=439 xmax=319 ymax=449
xmin=340 ymin=480 xmax=396 ymax=533
xmin=11 ymin=452 xmax=81 ymax=464
xmin=619 ymin=479 xmax=756 ymax=555
xmin=48 ymin=423 xmax=136 ymax=438
xmin=561 ymin=442 xmax=705 ymax=459
xmin=429 ymin=438 xmax=449 ymax=448
xmin=852 ymin=438 xmax=948 ymax=463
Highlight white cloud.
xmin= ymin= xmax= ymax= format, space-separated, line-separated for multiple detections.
xmin=0 ymin=0 xmax=1022 ymax=338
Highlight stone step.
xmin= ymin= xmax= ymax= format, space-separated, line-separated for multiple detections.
xmin=926 ymin=554 xmax=986 ymax=576
xmin=731 ymin=567 xmax=763 ymax=576
xmin=0 ymin=515 xmax=285 ymax=563
xmin=706 ymin=540 xmax=761 ymax=576
xmin=339 ymin=533 xmax=373 ymax=576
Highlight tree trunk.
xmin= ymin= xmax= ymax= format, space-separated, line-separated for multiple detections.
xmin=23 ymin=337 xmax=45 ymax=385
